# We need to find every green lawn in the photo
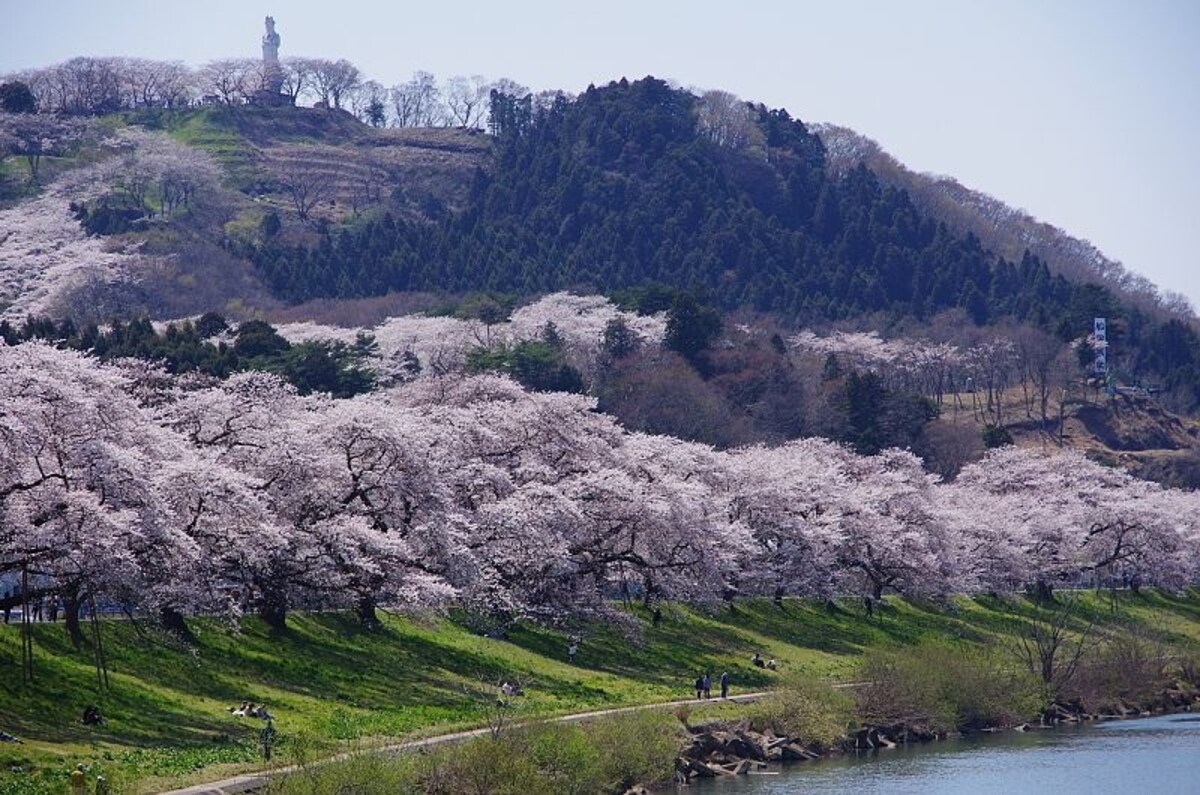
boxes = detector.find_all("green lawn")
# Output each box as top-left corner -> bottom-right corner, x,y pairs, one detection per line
2,591 -> 1198,794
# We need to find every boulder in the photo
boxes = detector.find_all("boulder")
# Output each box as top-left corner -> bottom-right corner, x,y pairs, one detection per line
727,734 -> 766,761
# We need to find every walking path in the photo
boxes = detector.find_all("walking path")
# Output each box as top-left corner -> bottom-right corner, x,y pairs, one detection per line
161,681 -> 873,795
159,691 -> 774,795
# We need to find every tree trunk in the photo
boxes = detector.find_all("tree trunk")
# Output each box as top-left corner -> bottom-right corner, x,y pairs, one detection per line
63,589 -> 84,650
1032,579 -> 1055,603
258,589 -> 288,630
355,594 -> 380,628
160,606 -> 195,642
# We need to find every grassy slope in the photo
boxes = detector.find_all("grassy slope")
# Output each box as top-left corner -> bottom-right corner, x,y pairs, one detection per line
2,591 -> 1199,794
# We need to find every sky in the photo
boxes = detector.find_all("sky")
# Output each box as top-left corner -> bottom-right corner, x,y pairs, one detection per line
3,0 -> 1199,308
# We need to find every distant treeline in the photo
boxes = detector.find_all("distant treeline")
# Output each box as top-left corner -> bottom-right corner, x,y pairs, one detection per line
0,314 -> 374,398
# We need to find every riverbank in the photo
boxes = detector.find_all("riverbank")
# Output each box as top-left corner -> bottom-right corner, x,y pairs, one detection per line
1,590 -> 1198,794
680,712 -> 1200,795
675,692 -> 1200,785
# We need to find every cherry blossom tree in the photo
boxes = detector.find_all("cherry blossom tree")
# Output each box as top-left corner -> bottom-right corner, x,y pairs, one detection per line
0,344 -> 199,645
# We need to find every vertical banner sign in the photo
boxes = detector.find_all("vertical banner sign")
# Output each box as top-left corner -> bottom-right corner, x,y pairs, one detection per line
1093,317 -> 1107,375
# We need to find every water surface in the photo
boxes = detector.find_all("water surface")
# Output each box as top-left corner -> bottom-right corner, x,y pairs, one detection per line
684,713 -> 1200,794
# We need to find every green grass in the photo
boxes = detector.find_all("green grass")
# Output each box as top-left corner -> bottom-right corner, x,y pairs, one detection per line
161,110 -> 270,193
1,590 -> 1198,794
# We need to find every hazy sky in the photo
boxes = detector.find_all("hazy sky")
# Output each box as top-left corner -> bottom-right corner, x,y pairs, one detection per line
4,1 -> 1198,307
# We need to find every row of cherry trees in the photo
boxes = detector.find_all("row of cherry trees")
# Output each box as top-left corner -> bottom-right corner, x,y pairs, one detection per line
2,342 -> 1196,643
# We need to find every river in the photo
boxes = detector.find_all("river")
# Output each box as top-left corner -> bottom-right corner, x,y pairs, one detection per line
682,713 -> 1200,794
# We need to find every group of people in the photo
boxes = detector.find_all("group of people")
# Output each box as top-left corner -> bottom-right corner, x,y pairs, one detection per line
70,763 -> 108,795
229,701 -> 273,719
750,653 -> 778,670
693,671 -> 731,700
1,590 -> 62,624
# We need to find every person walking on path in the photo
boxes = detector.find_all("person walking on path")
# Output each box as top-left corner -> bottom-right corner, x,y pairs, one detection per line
694,674 -> 705,700
720,670 -> 730,699
702,672 -> 712,699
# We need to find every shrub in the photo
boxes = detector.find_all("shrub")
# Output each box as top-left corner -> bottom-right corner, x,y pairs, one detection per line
587,711 -> 684,791
1067,630 -> 1171,712
858,644 -> 1042,733
269,711 -> 683,795
748,678 -> 855,748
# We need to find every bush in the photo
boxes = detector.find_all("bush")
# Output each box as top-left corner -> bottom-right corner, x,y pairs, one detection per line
586,711 -> 684,791
269,710 -> 684,795
982,424 -> 1014,448
267,752 -> 419,795
858,644 -> 1042,733
1067,631 -> 1170,712
747,678 -> 855,749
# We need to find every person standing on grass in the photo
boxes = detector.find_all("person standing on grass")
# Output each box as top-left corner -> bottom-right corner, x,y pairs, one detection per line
720,670 -> 730,699
568,639 -> 578,664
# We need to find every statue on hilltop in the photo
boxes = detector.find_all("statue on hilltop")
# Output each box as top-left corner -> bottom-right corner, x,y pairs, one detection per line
262,16 -> 281,65
255,15 -> 290,105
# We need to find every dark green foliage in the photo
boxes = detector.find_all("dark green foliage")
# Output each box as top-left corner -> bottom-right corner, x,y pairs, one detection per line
610,283 -> 683,315
487,89 -> 533,138
467,339 -> 585,394
233,319 -> 291,358
235,80 -> 1106,342
601,317 -> 640,359
0,81 -> 36,113
195,311 -> 230,339
982,424 -> 1014,449
664,294 -> 722,364
838,370 -> 938,455
260,210 -> 282,239
366,98 -> 387,129
245,77 -> 1072,328
70,200 -> 148,236
0,315 -> 374,398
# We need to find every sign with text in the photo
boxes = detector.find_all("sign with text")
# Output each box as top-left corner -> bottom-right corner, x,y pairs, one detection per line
1094,317 -> 1107,375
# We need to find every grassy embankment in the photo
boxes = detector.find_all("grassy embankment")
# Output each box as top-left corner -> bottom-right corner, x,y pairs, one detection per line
2,590 -> 1199,794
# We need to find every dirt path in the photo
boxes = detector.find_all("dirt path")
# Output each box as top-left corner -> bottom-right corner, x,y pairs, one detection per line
158,691 -> 775,795
160,681 -> 878,794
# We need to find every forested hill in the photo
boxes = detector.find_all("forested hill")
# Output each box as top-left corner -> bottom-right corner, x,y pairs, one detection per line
255,76 -> 1078,328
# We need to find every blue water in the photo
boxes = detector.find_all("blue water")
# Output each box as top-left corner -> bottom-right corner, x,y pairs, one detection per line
683,713 -> 1200,794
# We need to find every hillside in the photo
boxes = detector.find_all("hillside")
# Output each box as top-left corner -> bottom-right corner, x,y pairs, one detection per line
2,593 -> 1198,794
6,77 -> 1200,446
814,124 -> 1192,319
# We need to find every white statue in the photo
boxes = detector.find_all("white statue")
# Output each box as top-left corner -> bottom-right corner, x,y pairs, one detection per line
262,16 -> 281,65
